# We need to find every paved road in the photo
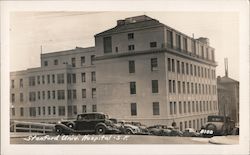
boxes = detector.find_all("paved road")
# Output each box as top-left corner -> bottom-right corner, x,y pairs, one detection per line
10,134 -> 211,144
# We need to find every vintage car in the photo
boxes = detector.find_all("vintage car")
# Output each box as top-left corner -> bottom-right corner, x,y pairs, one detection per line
109,119 -> 141,135
200,115 -> 235,137
147,125 -> 183,136
182,128 -> 201,137
55,112 -> 119,135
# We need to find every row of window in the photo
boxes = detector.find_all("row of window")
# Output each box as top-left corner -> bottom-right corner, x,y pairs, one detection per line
11,88 -> 96,103
130,101 -> 217,116
179,117 -> 207,131
24,72 -> 96,87
168,80 -> 217,95
169,100 -> 218,115
11,105 -> 97,117
43,55 -> 95,67
167,58 -> 216,79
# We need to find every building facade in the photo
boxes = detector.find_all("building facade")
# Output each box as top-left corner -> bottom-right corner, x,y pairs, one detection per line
10,15 -> 218,130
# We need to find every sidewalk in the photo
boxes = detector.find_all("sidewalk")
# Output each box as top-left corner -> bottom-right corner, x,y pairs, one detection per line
10,132 -> 45,138
209,135 -> 239,145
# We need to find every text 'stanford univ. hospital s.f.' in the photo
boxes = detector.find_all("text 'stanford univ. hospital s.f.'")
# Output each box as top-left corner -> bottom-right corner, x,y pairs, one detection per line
10,15 -> 218,131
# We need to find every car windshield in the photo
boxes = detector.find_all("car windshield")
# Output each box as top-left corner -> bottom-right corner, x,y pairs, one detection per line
208,116 -> 224,122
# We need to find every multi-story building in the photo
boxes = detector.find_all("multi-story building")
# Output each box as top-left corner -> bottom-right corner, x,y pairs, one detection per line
10,15 -> 218,130
217,60 -> 239,124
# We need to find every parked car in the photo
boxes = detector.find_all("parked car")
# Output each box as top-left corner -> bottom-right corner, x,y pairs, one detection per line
109,119 -> 141,135
200,115 -> 235,137
147,125 -> 169,136
182,128 -> 200,137
130,122 -> 150,135
55,112 -> 119,135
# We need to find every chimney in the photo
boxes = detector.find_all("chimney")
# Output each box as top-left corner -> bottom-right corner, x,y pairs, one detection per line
224,58 -> 228,77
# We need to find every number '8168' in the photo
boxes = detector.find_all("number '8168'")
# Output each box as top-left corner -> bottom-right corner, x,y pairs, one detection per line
200,129 -> 214,135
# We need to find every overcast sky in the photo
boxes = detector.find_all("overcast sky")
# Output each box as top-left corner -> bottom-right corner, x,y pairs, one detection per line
10,11 -> 239,80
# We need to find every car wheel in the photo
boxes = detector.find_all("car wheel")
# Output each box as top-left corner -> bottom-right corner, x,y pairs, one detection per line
95,125 -> 106,135
125,129 -> 133,135
55,127 -> 63,135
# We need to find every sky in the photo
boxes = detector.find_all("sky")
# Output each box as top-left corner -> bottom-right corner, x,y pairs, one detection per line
10,11 -> 239,80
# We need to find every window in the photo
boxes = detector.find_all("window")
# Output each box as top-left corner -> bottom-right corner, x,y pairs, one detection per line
182,82 -> 186,94
179,102 -> 182,114
189,121 -> 192,128
72,89 -> 77,99
173,80 -> 176,93
68,105 -> 73,116
115,47 -> 118,52
92,105 -> 97,112
91,72 -> 96,82
201,46 -> 204,58
12,108 -> 15,116
52,74 -> 55,83
180,122 -> 183,131
36,76 -> 39,85
20,93 -> 23,102
188,102 -> 191,113
67,74 -> 72,84
187,82 -> 190,94
190,64 -> 193,76
178,81 -> 181,93
196,101 -> 199,112
176,34 -> 181,51
186,63 -> 189,75
82,89 -> 86,98
81,56 -> 85,66
153,102 -> 160,115
47,91 -> 51,99
195,83 -> 198,94
151,58 -> 158,71
130,82 -> 136,94
183,102 -> 186,113
43,106 -> 46,115
54,59 -> 58,65
92,88 -> 96,98
191,83 -> 194,94
206,48 -> 209,59
173,102 -> 177,114
29,92 -> 36,102
57,90 -> 65,100
152,80 -> 159,93
129,60 -> 135,73
52,91 -> 55,99
200,101 -> 202,112
193,120 -> 196,129
10,95 -> 16,105
53,106 -> 56,115
20,79 -> 23,88
91,55 -> 95,65
71,58 -> 76,67
192,101 -> 195,112
67,90 -> 72,100
128,45 -> 135,51
171,59 -> 175,72
183,38 -> 187,52
128,33 -> 134,40
211,50 -> 215,61
81,73 -> 86,82
198,66 -> 200,77
131,103 -> 137,116
194,65 -> 197,76
150,42 -> 157,48
48,107 -> 51,115
103,36 -> 112,53
20,107 -> 24,116
82,105 -> 87,113
38,91 -> 41,100
167,30 -> 173,48
29,107 -> 36,117
177,61 -> 180,73
170,102 -> 173,115
167,58 -> 171,71
44,61 -> 48,66
29,76 -> 36,86
57,74 -> 64,84
42,75 -> 45,84
184,121 -> 187,128
42,91 -> 45,100
58,106 -> 65,116
11,80 -> 14,88
168,80 -> 172,93
47,75 -> 50,84
72,74 -> 76,83
181,62 -> 185,74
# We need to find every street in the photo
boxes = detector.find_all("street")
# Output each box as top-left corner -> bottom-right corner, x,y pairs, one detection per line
10,134 -> 213,144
